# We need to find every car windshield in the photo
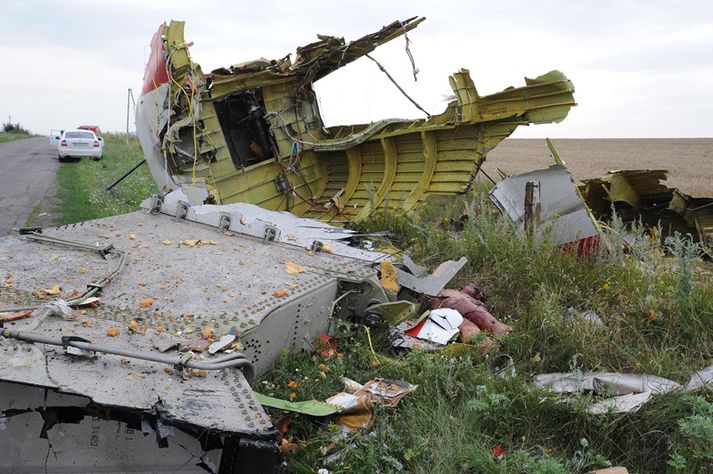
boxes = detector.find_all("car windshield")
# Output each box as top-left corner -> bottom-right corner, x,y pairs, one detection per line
65,131 -> 94,139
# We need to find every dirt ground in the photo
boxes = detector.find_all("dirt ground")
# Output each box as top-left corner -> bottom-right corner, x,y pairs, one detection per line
481,138 -> 713,196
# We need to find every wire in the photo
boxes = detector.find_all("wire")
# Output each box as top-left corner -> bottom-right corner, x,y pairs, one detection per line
365,54 -> 430,118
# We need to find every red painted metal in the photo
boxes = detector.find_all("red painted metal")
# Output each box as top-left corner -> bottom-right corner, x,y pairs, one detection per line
141,24 -> 168,95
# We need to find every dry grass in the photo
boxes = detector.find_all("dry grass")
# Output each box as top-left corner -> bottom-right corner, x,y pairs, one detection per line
481,138 -> 713,196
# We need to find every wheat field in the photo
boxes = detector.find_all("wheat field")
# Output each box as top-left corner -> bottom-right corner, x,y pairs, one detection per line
481,138 -> 713,196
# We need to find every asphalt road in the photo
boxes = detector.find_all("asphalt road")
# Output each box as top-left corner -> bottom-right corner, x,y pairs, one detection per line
0,137 -> 59,235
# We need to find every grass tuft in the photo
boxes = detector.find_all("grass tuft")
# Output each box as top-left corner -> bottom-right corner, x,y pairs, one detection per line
56,133 -> 157,223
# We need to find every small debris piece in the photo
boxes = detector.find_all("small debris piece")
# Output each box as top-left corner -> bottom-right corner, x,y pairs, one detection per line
129,320 -> 143,334
162,239 -> 172,245
155,325 -> 165,334
202,327 -> 214,340
152,334 -> 179,352
76,296 -> 100,308
0,310 -> 32,322
64,289 -> 79,298
289,392 -> 297,400
129,234 -> 137,240
273,289 -> 290,298
3,275 -> 13,288
491,444 -> 505,457
36,284 -> 62,298
139,297 -> 155,308
285,261 -> 308,275
380,260 -> 400,293
208,334 -> 236,354
316,333 -> 337,358
80,320 -> 94,328
565,307 -> 605,327
404,309 -> 462,345
342,377 -> 363,393
430,286 -> 512,334
163,367 -> 174,375
586,468 -> 629,474
183,239 -> 199,247
354,378 -> 418,407
106,327 -> 120,337
287,380 -> 299,389
178,339 -> 211,352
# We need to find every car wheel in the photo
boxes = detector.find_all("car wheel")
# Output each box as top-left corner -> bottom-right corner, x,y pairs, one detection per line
58,154 -> 65,162
93,156 -> 102,161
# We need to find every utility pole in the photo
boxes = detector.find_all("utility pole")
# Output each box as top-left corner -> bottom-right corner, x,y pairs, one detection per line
125,88 -> 135,134
126,88 -> 131,134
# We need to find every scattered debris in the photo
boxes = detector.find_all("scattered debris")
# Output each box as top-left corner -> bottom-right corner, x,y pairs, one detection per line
272,289 -> 290,298
285,261 -> 308,275
380,260 -> 401,293
106,327 -> 120,337
404,309 -> 463,345
394,257 -> 468,296
136,18 -> 575,222
316,334 -> 337,358
0,310 -> 32,322
429,286 -> 513,335
139,297 -> 155,308
178,339 -> 211,352
208,333 -> 236,354
489,164 -> 599,253
35,283 -> 62,298
258,378 -> 417,434
565,307 -> 605,327
534,367 -> 713,414
580,169 -> 713,255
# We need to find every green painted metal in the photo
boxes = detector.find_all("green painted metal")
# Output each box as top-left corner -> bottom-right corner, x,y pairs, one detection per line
147,18 -> 576,222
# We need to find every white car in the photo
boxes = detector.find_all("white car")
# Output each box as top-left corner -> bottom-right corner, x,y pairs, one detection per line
57,129 -> 103,162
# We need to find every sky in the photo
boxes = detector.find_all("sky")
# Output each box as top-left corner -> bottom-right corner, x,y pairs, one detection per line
1,0 -> 711,138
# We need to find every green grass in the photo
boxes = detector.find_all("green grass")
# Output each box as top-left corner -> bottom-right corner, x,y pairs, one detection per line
0,131 -> 33,143
53,146 -> 713,472
264,191 -> 713,473
56,133 -> 157,223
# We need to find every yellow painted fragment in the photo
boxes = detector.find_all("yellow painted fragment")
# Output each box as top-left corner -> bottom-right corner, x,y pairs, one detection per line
380,260 -> 400,293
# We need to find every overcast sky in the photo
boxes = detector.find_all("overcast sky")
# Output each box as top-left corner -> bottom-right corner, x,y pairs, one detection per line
1,0 -> 711,138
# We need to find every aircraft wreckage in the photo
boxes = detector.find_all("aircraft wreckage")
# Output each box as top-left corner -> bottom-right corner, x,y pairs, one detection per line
0,18 -> 575,473
136,16 -> 575,222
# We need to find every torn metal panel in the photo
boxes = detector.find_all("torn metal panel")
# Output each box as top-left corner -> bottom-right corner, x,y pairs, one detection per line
136,18 -> 575,221
489,164 -> 599,247
580,170 -> 713,254
394,256 -> 468,296
533,372 -> 681,396
1,381 -> 229,473
142,189 -> 391,262
687,364 -> 713,392
534,371 -> 682,414
0,209 -> 390,470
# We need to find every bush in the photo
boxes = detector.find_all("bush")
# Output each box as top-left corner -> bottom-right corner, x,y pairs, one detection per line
2,121 -> 31,135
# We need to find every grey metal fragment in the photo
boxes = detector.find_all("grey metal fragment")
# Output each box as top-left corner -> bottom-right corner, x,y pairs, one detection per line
686,364 -> 713,392
489,165 -> 598,246
209,334 -> 236,354
395,257 -> 467,296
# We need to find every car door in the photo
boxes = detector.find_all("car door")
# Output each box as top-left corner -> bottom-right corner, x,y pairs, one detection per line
49,130 -> 62,147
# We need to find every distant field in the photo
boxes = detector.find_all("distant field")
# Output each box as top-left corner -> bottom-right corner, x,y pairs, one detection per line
482,138 -> 713,196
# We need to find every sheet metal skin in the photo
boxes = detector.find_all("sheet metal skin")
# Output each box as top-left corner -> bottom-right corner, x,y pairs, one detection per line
0,211 -> 380,472
534,368 -> 713,414
136,18 -> 575,222
143,189 -> 391,263
489,165 -> 599,248
580,170 -> 713,255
